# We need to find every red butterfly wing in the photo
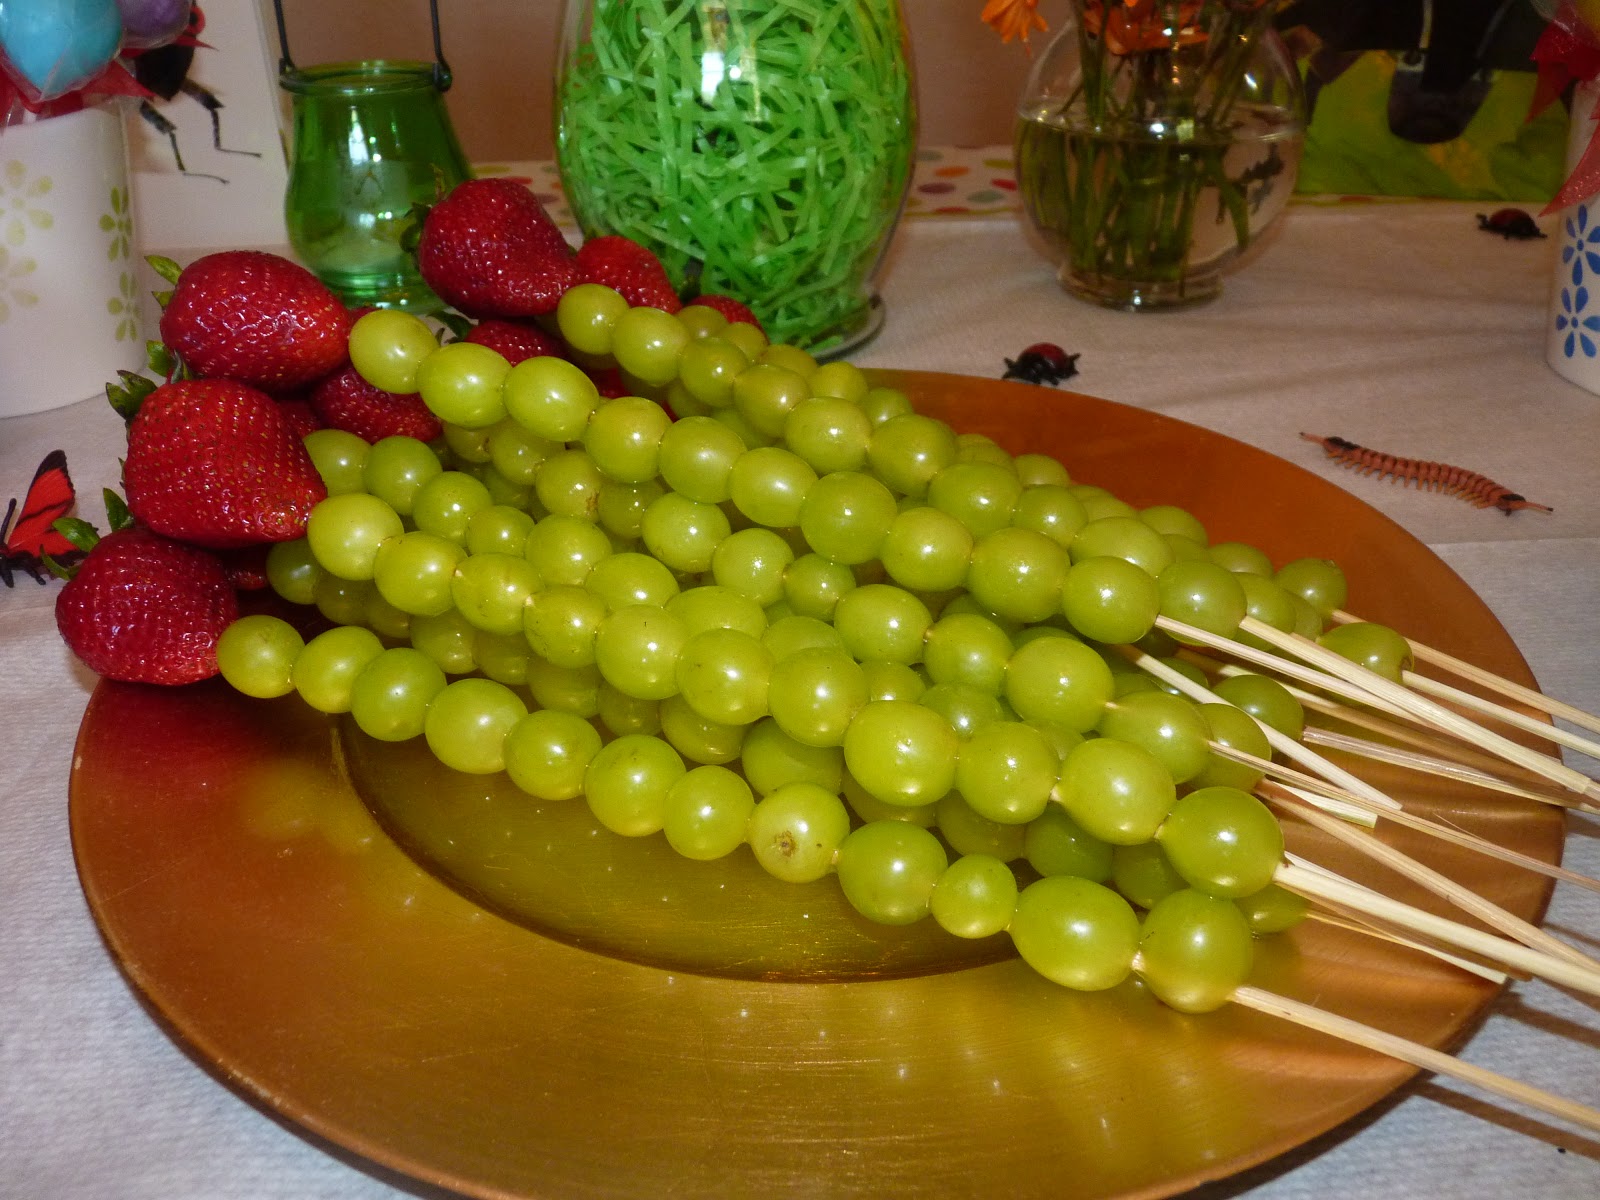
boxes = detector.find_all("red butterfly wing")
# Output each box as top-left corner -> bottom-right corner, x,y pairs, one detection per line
4,450 -> 77,558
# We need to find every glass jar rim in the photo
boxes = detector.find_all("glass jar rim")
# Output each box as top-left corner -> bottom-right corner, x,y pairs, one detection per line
280,60 -> 440,96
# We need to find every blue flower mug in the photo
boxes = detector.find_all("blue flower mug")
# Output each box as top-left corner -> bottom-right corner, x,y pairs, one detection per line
1549,81 -> 1600,392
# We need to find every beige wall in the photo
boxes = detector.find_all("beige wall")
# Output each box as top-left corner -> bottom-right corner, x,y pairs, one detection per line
269,0 -> 1033,160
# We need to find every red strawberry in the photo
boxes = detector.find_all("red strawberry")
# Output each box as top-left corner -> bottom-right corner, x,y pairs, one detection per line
464,317 -> 566,365
416,179 -> 581,318
159,251 -> 353,392
219,545 -> 272,592
275,393 -> 325,440
56,527 -> 239,685
124,379 -> 328,549
575,235 -> 681,313
310,366 -> 443,444
585,365 -> 630,400
686,294 -> 764,333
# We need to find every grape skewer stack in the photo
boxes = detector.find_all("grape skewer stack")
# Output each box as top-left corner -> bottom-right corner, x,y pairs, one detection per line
211,288 -> 1600,1131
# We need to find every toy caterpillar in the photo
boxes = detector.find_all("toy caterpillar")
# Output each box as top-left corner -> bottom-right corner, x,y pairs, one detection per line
1300,434 -> 1552,515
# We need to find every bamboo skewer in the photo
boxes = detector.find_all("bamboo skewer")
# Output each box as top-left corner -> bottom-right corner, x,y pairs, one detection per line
1302,909 -> 1510,985
1231,986 -> 1600,1136
1273,861 -> 1600,997
1334,608 -> 1600,739
1403,670 -> 1600,764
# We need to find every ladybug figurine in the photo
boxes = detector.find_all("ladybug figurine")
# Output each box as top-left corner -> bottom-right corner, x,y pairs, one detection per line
1002,342 -> 1081,387
1476,208 -> 1546,240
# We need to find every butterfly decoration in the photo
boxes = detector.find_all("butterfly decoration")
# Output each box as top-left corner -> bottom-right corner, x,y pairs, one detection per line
1,450 -> 82,587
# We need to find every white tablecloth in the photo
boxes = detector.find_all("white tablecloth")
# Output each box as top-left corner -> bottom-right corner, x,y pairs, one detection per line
3,195 -> 1599,1198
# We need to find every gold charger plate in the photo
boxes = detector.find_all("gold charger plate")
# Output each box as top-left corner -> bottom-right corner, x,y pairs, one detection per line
70,372 -> 1564,1199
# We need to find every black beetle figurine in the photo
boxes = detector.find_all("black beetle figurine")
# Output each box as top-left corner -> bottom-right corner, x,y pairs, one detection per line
1476,208 -> 1546,240
1002,343 -> 1081,387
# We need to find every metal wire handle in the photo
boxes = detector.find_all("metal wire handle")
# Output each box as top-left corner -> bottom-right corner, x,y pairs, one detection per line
271,0 -> 453,91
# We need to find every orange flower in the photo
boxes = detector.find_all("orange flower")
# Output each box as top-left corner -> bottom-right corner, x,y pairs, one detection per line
981,0 -> 1050,44
1083,0 -> 1210,55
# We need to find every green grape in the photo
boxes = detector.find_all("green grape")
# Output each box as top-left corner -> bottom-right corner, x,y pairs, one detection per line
835,821 -> 949,925
1010,877 -> 1140,991
1136,888 -> 1256,1013
1287,592 -> 1324,639
842,771 -> 937,826
762,614 -> 845,660
727,446 -> 817,529
931,854 -> 1019,939
714,406 -> 774,449
1073,487 -> 1137,522
1156,560 -> 1248,639
675,628 -> 773,725
1318,621 -> 1413,682
783,395 -> 872,474
922,611 -> 1012,694
679,336 -> 750,409
464,504 -> 536,559
1235,883 -> 1309,934
348,647 -> 448,742
349,309 -> 437,393
582,395 -> 671,484
807,359 -> 869,403
1010,453 -> 1068,488
1238,573 -> 1298,640
1190,702 -> 1272,791
663,766 -> 756,860
640,493 -> 731,574
593,604 -> 690,700
1275,556 -> 1348,619
832,584 -> 931,666
657,415 -> 745,504
442,423 -> 493,464
372,531 -> 466,617
746,782 -> 851,883
919,682 -> 1005,739
411,471 -> 493,545
611,306 -> 690,387
798,471 -> 897,566
595,478 -> 665,541
665,585 -> 766,639
266,539 -> 319,606
526,657 -> 602,717
733,363 -> 810,439
503,355 -> 601,442
1060,556 -> 1161,645
596,682 -> 662,736
583,733 -> 686,836
486,418 -> 556,487
878,505 -> 974,594
585,551 -> 680,613
524,514 -> 612,588
741,717 -> 843,795
312,573 -> 371,627
503,708 -> 603,800
766,647 -> 868,747
524,584 -> 606,667
451,553 -> 542,635
967,527 -> 1069,623
1024,806 -> 1114,881
409,610 -> 479,675
842,699 -> 958,807
1057,736 -> 1177,845
1165,534 -> 1211,563
860,660 -> 927,703
927,461 -> 1023,537
954,433 -> 1014,470
417,342 -> 511,429
1208,541 -> 1273,576
676,304 -> 727,341
217,615 -> 304,699
782,552 -> 857,621
1148,655 -> 1209,697
1011,484 -> 1089,548
721,320 -> 769,362
533,448 -> 607,520
954,720 -> 1058,824
1096,691 -> 1212,784
857,385 -> 913,426
659,693 -> 747,764
1157,786 -> 1284,898
1110,841 -> 1186,911
1113,674 -> 1158,699
1003,635 -> 1114,733
1069,516 -> 1175,577
1212,673 -> 1304,740
303,428 -> 372,496
755,342 -> 817,379
475,630 -> 532,685
1139,505 -> 1207,544
936,791 -> 1027,861
555,282 -> 629,356
866,413 -> 958,497
710,527 -> 793,607
422,677 -> 527,774
475,462 -> 534,510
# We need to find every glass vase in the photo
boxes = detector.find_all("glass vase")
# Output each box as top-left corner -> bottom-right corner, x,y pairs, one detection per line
555,0 -> 916,354
1014,1 -> 1305,310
